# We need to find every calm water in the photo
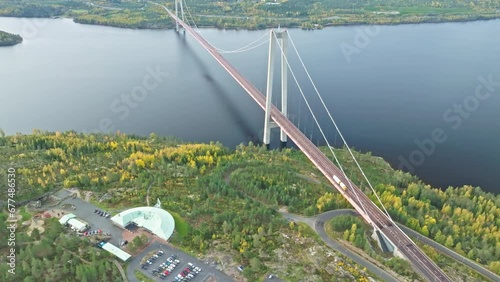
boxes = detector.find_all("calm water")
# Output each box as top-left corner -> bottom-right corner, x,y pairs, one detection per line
1,17 -> 499,194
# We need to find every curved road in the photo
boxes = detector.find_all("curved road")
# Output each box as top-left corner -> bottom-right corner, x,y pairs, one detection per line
281,210 -> 400,282
153,3 -> 451,281
282,209 -> 500,282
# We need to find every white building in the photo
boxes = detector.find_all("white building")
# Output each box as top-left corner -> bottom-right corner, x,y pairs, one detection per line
101,242 -> 131,262
111,206 -> 175,241
59,213 -> 89,232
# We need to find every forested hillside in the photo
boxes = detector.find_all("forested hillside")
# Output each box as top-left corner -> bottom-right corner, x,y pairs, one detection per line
0,214 -> 124,282
0,131 -> 498,280
0,0 -> 498,29
0,30 -> 22,46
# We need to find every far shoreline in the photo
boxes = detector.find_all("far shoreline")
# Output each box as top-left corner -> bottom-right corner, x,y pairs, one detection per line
1,14 -> 499,32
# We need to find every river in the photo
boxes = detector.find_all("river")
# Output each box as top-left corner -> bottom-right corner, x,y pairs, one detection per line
1,17 -> 499,194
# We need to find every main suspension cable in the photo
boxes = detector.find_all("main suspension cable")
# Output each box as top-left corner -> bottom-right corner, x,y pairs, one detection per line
287,32 -> 393,221
272,31 -> 370,218
182,0 -> 268,54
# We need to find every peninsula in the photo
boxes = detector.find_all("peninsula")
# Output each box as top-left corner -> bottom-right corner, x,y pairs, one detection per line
0,30 -> 22,46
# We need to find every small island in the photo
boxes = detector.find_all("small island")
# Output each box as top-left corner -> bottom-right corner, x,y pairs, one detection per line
0,30 -> 23,46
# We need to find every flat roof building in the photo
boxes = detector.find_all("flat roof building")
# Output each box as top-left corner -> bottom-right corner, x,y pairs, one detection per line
111,206 -> 175,241
67,218 -> 89,232
59,213 -> 76,225
59,213 -> 89,232
101,242 -> 131,261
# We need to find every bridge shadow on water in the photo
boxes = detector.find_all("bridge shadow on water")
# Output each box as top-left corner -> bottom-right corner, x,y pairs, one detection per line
176,32 -> 261,146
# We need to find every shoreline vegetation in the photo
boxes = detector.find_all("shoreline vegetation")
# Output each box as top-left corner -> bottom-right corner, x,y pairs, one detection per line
0,130 -> 498,281
0,30 -> 22,46
0,0 -> 498,30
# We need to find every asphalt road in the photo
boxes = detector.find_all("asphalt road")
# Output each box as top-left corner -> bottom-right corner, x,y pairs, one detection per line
126,241 -> 235,282
282,209 -> 500,282
397,224 -> 500,282
155,4 -> 450,281
61,197 -> 125,246
281,210 -> 400,282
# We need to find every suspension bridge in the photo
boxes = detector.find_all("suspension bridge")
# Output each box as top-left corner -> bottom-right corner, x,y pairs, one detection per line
152,1 -> 453,281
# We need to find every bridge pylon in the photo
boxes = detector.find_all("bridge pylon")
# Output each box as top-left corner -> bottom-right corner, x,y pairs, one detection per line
263,29 -> 288,149
174,0 -> 186,33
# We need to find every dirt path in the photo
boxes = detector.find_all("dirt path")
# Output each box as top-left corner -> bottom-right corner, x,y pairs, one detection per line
112,259 -> 129,282
281,210 -> 401,282
146,182 -> 153,206
26,218 -> 45,236
66,249 -> 91,264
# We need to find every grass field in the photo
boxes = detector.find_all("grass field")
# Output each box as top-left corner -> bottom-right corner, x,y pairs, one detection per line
170,211 -> 190,240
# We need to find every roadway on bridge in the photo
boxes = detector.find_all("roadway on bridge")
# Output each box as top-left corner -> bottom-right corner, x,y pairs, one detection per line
155,3 -> 452,281
282,209 -> 499,282
281,210 -> 400,282
397,224 -> 500,282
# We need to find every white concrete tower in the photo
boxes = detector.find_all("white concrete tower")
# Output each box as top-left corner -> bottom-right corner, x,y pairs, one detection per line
174,0 -> 186,33
263,29 -> 288,149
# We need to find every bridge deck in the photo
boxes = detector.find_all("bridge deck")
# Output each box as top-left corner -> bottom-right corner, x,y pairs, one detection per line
158,4 -> 452,281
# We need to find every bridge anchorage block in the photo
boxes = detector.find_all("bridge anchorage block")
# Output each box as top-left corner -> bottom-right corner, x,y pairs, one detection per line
372,228 -> 406,260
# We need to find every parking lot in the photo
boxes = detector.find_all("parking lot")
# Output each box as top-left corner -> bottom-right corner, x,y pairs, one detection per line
59,196 -> 125,246
131,241 -> 234,282
55,190 -> 236,282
